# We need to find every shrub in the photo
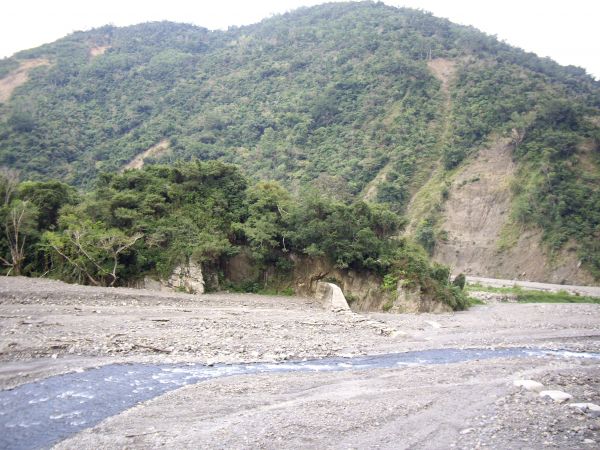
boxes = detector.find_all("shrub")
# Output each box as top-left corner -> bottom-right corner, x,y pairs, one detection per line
452,273 -> 466,290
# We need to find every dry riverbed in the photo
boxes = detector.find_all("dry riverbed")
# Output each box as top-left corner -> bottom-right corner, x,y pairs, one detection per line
1,276 -> 599,448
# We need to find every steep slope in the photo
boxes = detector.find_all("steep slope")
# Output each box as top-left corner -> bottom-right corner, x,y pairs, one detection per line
430,137 -> 594,284
0,59 -> 50,103
0,1 -> 599,281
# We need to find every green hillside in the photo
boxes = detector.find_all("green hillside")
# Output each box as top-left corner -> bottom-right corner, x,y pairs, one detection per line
1,1 -> 599,277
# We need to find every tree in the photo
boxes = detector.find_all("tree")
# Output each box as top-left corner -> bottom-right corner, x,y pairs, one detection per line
43,213 -> 142,286
0,200 -> 38,275
0,168 -> 20,206
452,273 -> 466,290
288,194 -> 402,271
0,168 -> 40,275
236,181 -> 292,262
18,180 -> 77,230
415,218 -> 436,255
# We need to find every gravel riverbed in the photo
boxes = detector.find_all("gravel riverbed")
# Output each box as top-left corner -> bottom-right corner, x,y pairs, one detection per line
1,276 -> 599,449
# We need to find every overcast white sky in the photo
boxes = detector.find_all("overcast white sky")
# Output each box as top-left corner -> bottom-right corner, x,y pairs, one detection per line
2,0 -> 599,79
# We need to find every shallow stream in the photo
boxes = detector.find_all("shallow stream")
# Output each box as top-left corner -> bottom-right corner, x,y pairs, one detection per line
1,347 -> 599,449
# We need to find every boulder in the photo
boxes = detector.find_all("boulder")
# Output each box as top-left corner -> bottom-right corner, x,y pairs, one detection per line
167,261 -> 205,294
568,403 -> 600,413
539,390 -> 572,403
513,379 -> 544,392
315,282 -> 350,312
127,262 -> 206,294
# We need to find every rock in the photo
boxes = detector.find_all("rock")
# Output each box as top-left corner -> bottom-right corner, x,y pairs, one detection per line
513,379 -> 544,392
393,284 -> 452,313
568,403 -> 600,413
167,261 -> 205,294
459,428 -> 475,435
425,320 -> 442,329
315,282 -> 350,311
583,439 -> 596,444
539,390 -> 572,403
142,277 -> 163,291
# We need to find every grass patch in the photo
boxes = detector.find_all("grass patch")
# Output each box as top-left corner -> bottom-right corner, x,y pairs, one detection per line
382,299 -> 394,311
467,297 -> 485,306
496,219 -> 521,251
406,168 -> 453,230
345,292 -> 358,305
223,280 -> 295,296
515,291 -> 600,304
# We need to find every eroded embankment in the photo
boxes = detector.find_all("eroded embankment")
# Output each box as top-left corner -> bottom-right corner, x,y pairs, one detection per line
430,137 -> 594,285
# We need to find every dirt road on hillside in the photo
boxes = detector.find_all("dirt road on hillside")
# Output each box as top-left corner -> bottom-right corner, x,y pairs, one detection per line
1,277 -> 599,448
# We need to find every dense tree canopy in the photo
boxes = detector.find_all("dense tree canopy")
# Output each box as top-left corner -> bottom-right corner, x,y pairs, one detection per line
0,1 -> 598,276
0,162 -> 467,308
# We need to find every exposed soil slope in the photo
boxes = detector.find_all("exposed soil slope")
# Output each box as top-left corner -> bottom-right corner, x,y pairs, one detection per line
122,139 -> 170,170
0,59 -> 50,103
427,58 -> 455,101
432,138 -> 594,284
89,45 -> 110,57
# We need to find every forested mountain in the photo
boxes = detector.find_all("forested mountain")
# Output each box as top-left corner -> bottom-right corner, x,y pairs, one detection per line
1,1 -> 599,281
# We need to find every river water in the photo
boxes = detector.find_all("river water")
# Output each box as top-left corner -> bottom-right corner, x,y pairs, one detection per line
1,347 -> 599,449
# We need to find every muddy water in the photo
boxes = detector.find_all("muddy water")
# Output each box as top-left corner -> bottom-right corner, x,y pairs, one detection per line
1,348 -> 599,449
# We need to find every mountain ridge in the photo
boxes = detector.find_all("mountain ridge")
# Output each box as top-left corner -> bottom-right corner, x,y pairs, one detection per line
1,1 -> 599,282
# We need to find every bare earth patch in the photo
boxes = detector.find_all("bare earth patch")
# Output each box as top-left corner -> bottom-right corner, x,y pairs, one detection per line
123,139 -> 170,170
89,45 -> 110,57
433,137 -> 594,284
0,59 -> 51,103
578,138 -> 599,175
427,58 -> 455,93
433,137 -> 515,273
362,162 -> 391,201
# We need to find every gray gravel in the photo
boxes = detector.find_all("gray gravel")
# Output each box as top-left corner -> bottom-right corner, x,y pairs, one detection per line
1,276 -> 599,449
466,276 -> 600,297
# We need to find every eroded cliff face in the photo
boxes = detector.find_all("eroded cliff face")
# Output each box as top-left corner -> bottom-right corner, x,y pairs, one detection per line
131,261 -> 206,294
291,255 -> 384,312
408,137 -> 594,285
129,252 -> 453,313
290,255 -> 451,313
167,262 -> 205,294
